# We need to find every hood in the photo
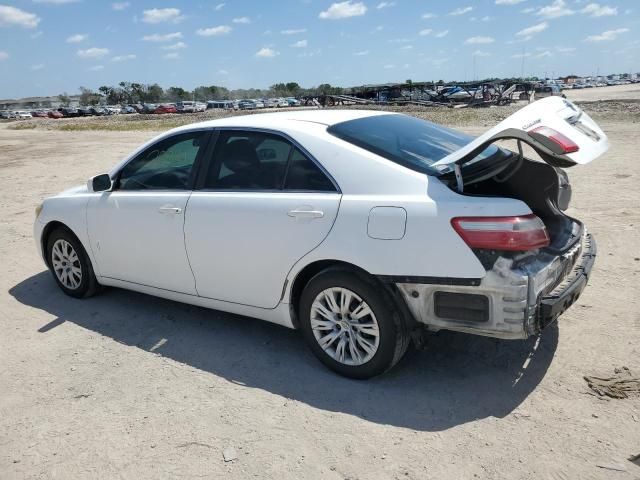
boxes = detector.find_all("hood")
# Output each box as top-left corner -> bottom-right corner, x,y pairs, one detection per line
59,184 -> 89,196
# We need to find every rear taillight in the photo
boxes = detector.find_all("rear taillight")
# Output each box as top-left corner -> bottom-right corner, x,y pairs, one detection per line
528,126 -> 579,154
451,214 -> 550,251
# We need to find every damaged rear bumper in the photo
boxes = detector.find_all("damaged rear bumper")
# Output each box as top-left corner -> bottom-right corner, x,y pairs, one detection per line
392,231 -> 596,340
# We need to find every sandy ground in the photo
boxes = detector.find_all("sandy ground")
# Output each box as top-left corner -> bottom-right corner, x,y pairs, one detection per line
1,90 -> 639,480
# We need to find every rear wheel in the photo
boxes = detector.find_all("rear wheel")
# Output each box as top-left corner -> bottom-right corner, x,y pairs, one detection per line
46,227 -> 99,298
299,269 -> 409,379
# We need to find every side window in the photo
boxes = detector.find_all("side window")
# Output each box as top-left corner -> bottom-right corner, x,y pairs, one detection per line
203,130 -> 337,192
204,131 -> 291,190
118,131 -> 207,190
284,148 -> 336,192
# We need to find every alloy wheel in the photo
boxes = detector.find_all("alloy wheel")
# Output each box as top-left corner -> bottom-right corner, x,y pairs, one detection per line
310,287 -> 380,366
51,239 -> 82,290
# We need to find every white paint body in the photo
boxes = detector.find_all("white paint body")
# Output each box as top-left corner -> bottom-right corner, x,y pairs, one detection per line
34,98 -> 608,331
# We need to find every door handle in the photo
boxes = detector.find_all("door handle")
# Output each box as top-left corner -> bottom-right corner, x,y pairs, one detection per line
288,208 -> 324,219
158,206 -> 182,214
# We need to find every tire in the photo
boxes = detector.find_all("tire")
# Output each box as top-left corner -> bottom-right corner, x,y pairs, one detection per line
299,268 -> 410,379
46,227 -> 99,299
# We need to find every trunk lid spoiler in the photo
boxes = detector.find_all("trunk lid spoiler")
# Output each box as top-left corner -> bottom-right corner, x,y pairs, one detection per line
432,97 -> 609,169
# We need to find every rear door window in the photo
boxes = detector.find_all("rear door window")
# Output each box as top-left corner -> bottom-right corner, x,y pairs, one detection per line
284,148 -> 336,191
203,131 -> 291,190
202,130 -> 337,192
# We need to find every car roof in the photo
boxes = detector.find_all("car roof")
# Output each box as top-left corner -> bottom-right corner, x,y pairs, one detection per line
172,109 -> 395,134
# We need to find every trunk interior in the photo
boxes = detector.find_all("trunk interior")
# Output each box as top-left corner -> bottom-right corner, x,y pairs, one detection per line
451,157 -> 583,253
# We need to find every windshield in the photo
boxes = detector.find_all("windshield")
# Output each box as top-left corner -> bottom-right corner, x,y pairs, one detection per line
327,113 -> 504,175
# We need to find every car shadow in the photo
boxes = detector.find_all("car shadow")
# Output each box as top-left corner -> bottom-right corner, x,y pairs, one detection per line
9,271 -> 558,432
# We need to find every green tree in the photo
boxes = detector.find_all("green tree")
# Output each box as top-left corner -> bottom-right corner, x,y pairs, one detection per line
146,84 -> 164,103
285,82 -> 301,95
166,86 -> 189,102
79,86 -> 100,105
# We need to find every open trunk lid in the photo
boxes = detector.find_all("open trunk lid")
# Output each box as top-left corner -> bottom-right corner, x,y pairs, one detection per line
432,97 -> 609,169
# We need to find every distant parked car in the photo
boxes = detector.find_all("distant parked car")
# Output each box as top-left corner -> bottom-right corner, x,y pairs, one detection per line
77,107 -> 94,116
176,101 -> 196,113
104,106 -> 121,115
89,107 -> 107,116
31,110 -> 48,118
48,110 -> 63,119
0,110 -> 16,119
58,107 -> 79,117
535,85 -> 565,99
238,100 -> 256,110
15,111 -> 32,119
120,105 -> 136,114
141,104 -> 157,113
153,104 -> 177,114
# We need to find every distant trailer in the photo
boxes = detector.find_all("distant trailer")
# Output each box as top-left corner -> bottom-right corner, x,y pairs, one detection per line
207,100 -> 235,109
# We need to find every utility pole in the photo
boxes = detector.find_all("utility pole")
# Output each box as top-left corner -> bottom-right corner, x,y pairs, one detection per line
473,54 -> 476,82
520,45 -> 526,79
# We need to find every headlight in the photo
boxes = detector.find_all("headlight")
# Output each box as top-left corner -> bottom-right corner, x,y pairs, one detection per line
35,203 -> 43,218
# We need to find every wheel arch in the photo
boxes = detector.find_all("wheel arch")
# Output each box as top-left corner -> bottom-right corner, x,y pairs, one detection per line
287,259 -> 417,331
41,221 -> 85,268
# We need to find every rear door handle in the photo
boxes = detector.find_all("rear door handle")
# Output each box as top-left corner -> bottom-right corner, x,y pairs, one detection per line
159,206 -> 182,214
288,208 -> 324,219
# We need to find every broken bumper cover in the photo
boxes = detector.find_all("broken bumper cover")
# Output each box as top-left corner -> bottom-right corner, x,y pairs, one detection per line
394,231 -> 596,340
537,233 -> 596,329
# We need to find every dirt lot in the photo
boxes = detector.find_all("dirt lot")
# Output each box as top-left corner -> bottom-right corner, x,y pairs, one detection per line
1,86 -> 639,479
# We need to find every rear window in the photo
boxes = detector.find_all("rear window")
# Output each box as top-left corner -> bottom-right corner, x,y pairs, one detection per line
327,114 -> 501,174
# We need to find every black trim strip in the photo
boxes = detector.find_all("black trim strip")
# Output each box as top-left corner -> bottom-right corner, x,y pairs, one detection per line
377,275 -> 482,286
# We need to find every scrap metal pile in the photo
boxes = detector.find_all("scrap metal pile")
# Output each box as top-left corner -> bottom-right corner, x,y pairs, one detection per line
311,81 -> 536,108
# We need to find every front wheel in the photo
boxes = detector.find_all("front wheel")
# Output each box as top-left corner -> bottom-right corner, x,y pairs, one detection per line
46,227 -> 99,298
299,269 -> 409,379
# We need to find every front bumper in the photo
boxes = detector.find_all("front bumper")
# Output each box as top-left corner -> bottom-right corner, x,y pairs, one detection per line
395,231 -> 596,339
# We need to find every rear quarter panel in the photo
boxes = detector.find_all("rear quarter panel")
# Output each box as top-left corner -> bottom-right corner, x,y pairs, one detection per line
280,127 -> 533,303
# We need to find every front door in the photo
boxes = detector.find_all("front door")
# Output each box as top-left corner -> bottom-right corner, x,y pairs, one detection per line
185,130 -> 341,308
87,130 -> 210,294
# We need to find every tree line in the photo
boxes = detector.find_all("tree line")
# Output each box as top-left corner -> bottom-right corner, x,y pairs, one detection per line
58,81 -> 346,106
56,76 -> 549,106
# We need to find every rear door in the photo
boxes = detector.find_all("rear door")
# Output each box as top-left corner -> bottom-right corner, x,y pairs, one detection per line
431,97 -> 609,169
184,129 -> 341,308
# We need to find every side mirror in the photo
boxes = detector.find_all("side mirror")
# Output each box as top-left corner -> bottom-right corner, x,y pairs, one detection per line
87,173 -> 112,193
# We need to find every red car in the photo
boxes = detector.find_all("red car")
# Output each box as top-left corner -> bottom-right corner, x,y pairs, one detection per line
47,110 -> 63,119
153,104 -> 177,114
31,111 -> 48,118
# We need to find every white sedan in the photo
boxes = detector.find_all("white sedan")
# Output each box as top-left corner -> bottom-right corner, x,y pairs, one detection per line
34,97 -> 607,378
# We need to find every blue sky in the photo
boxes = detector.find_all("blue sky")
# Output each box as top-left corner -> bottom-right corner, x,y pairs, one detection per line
0,0 -> 638,98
